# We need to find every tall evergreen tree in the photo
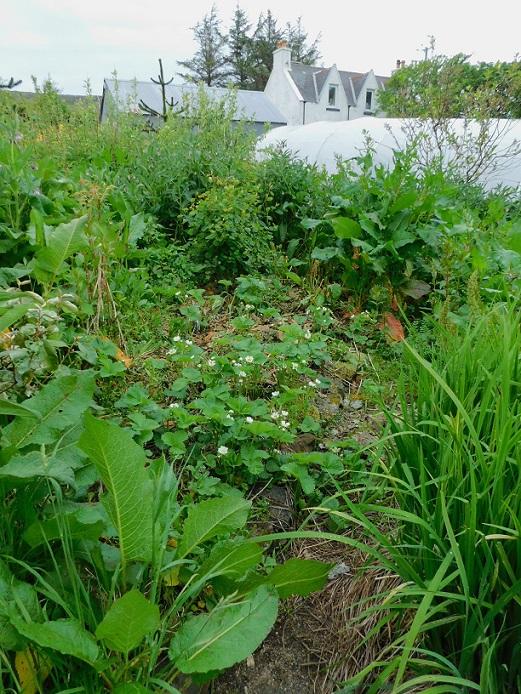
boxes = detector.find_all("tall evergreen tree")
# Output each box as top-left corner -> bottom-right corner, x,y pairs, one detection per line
177,5 -> 229,86
249,10 -> 284,90
228,5 -> 253,89
177,6 -> 322,91
286,17 -> 321,64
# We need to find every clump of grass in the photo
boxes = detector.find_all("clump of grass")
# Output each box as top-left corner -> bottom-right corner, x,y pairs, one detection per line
334,305 -> 521,693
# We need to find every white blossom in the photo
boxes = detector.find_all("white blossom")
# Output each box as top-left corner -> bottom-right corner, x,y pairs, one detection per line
217,445 -> 229,455
245,416 -> 254,424
245,355 -> 254,363
173,336 -> 181,342
207,358 -> 216,367
271,391 -> 280,398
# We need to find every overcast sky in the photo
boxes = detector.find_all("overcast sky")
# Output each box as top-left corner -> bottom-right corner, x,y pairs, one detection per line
2,0 -> 520,94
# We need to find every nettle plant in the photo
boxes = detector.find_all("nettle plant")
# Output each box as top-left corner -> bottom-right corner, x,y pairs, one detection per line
0,371 -> 331,691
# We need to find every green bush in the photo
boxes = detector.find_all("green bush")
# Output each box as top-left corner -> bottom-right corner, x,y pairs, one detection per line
184,176 -> 273,281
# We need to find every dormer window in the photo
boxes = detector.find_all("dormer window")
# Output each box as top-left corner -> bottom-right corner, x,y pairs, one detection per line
328,85 -> 337,106
365,89 -> 374,111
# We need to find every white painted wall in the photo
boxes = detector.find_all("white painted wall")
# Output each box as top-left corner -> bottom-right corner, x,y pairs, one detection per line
265,50 -> 386,125
264,47 -> 304,126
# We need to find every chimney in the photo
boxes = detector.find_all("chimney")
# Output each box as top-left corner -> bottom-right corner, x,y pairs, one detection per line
396,59 -> 401,69
273,40 -> 291,71
400,60 -> 406,68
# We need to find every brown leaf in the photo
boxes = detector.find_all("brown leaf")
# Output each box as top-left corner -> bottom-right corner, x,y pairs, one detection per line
380,312 -> 405,342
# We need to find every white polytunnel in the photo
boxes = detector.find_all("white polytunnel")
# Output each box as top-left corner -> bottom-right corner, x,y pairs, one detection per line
256,117 -> 521,190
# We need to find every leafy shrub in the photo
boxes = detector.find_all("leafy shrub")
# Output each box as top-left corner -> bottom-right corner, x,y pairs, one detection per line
184,176 -> 273,281
256,146 -> 331,249
0,374 -> 331,690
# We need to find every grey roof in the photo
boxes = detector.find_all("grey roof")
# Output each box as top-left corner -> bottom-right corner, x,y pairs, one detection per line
289,63 -> 321,102
289,62 -> 389,107
102,79 -> 287,125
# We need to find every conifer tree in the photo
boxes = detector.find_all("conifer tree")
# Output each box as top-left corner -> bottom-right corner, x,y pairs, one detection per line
177,5 -> 229,86
228,5 -> 253,88
286,18 -> 321,64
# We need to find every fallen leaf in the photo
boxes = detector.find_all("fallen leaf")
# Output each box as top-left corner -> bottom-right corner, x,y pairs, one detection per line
379,313 -> 405,342
114,348 -> 133,368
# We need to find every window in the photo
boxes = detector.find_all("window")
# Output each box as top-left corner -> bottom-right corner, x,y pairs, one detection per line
365,89 -> 373,111
328,85 -> 337,106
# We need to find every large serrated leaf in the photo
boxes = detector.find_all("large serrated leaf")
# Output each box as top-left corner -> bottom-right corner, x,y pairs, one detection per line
33,216 -> 88,282
177,496 -> 251,559
96,590 -> 159,654
79,415 -> 153,565
2,371 -> 95,449
169,586 -> 278,673
10,618 -> 99,664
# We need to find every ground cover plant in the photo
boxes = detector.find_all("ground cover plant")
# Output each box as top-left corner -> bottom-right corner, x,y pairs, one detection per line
0,84 -> 520,692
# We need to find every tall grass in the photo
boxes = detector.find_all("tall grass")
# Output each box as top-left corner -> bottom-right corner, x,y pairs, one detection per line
334,306 -> 521,693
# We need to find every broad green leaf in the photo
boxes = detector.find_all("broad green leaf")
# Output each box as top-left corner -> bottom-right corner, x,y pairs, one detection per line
0,303 -> 32,333
401,279 -> 431,300
79,414 -> 153,564
114,685 -> 156,694
311,246 -> 340,262
11,618 -> 98,664
96,590 -> 159,654
2,372 -> 95,449
245,559 -> 332,598
198,540 -> 263,581
33,216 -> 88,282
177,496 -> 251,558
0,400 -> 39,419
281,461 -> 315,494
23,505 -> 106,548
0,562 -> 41,651
127,212 -> 147,246
0,449 -> 80,486
331,217 -> 362,239
161,430 -> 188,455
169,586 -> 278,673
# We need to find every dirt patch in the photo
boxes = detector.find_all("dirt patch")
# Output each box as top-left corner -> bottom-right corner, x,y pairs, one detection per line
214,616 -> 316,694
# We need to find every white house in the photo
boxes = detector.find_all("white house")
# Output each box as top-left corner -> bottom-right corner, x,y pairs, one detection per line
264,41 -> 389,126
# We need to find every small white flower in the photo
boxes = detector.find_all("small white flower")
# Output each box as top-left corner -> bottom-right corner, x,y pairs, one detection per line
315,378 -> 321,385
207,358 -> 216,367
308,381 -> 317,388
245,416 -> 253,424
228,409 -> 234,414
239,371 -> 247,378
167,348 -> 177,355
291,362 -> 298,370
173,336 -> 181,342
217,445 -> 229,455
244,304 -> 254,310
319,443 -> 326,449
281,410 -> 288,417
280,420 -> 290,429
271,391 -> 280,398
169,403 -> 180,409
304,330 -> 312,339
331,447 -> 341,454
271,411 -> 280,420
185,340 -> 193,346
226,414 -> 234,421
245,355 -> 254,363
